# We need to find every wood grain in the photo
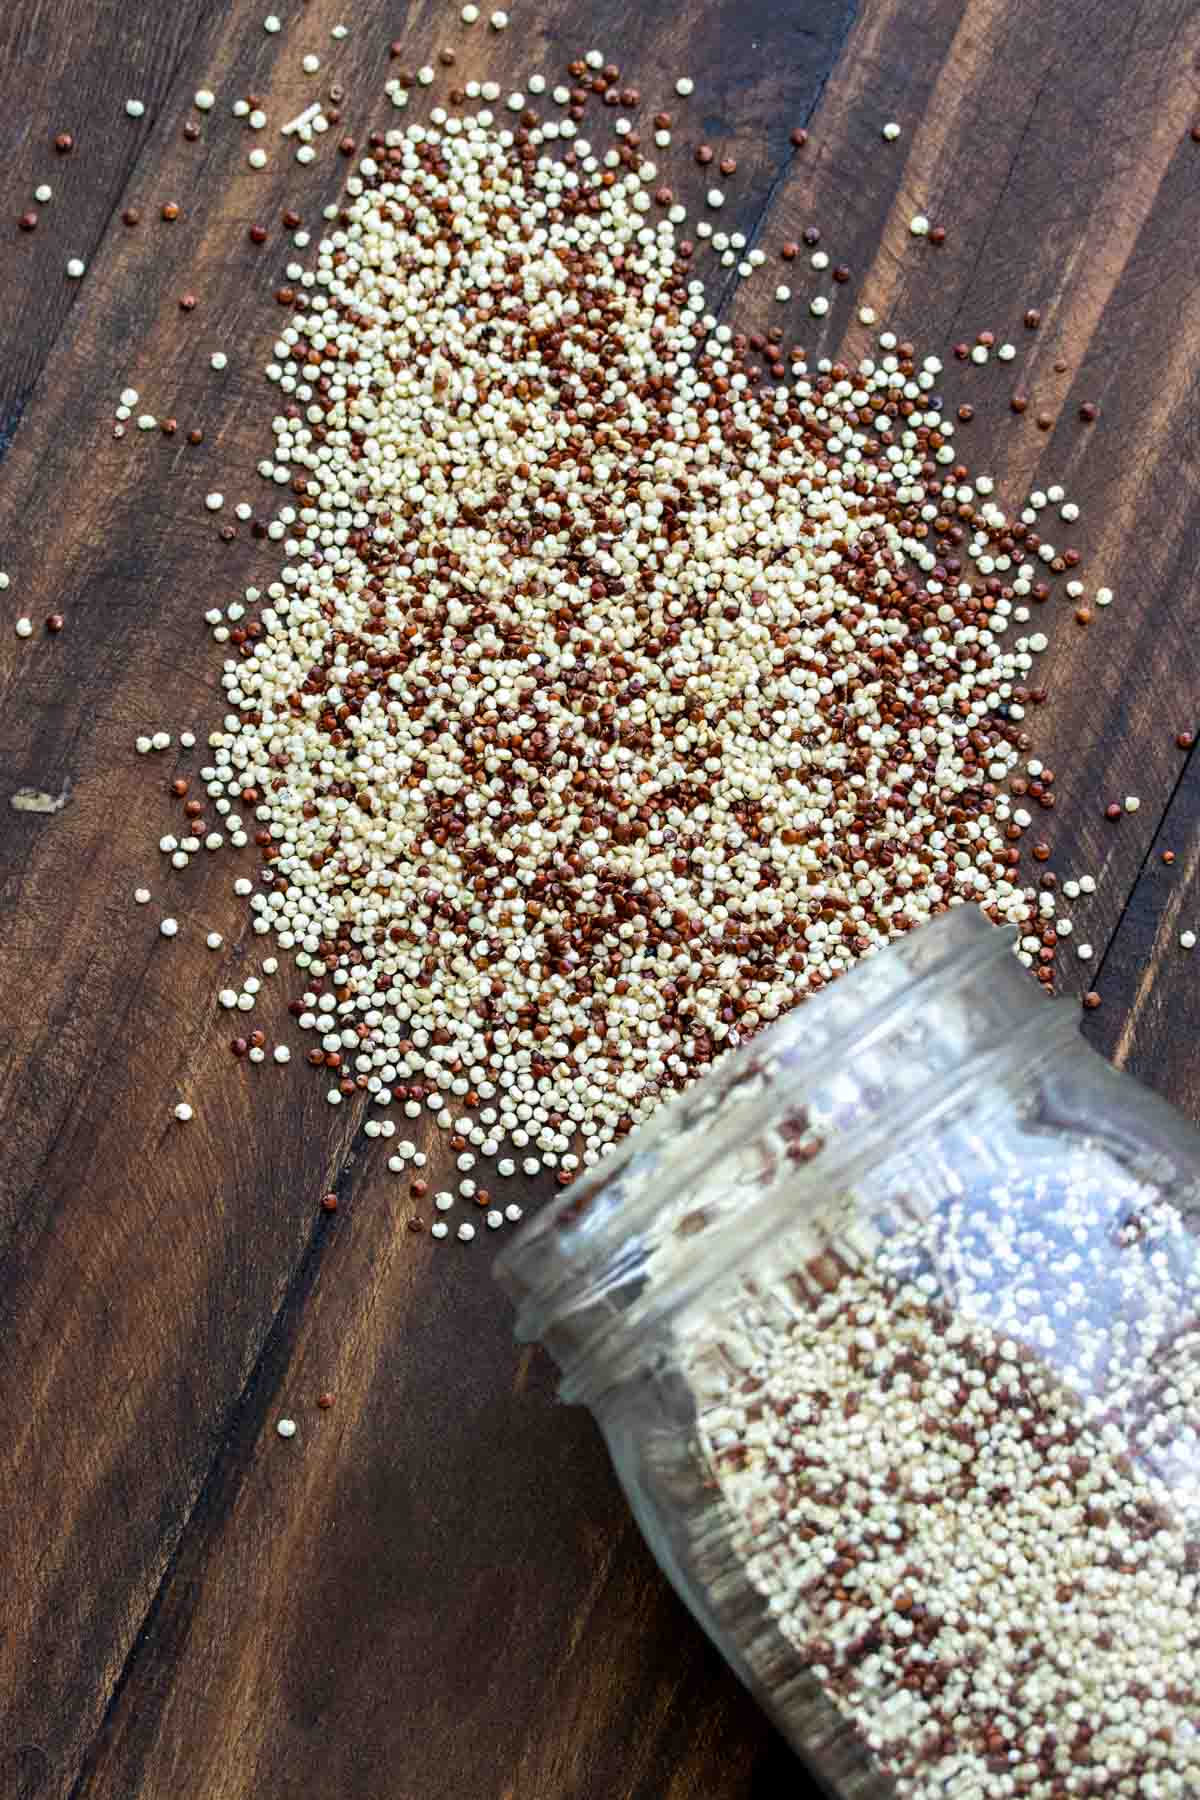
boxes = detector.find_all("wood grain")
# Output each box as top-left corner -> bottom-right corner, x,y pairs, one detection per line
3,0 -> 1200,1795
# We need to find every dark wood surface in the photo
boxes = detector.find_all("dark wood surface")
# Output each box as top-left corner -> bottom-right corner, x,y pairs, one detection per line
2,1 -> 1199,1795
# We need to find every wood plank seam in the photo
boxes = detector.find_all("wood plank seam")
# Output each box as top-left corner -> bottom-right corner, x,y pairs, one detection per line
712,0 -> 860,318
1092,741 -> 1198,997
67,1181 -> 344,1800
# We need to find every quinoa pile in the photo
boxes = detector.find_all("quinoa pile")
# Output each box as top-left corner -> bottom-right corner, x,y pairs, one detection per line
197,106 -> 1064,1180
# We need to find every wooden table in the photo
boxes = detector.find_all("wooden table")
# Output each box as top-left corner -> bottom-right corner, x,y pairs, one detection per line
3,0 -> 1199,1794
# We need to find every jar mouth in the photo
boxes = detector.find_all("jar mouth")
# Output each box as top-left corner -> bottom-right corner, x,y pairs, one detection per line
495,908 -> 1075,1395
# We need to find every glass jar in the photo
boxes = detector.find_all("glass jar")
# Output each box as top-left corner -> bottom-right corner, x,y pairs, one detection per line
495,906 -> 1200,1799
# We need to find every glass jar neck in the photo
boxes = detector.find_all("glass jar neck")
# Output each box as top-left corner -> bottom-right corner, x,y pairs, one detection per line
495,907 -> 1082,1404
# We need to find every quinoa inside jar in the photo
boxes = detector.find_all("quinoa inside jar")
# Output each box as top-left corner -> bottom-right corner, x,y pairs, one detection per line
498,906 -> 1200,1799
